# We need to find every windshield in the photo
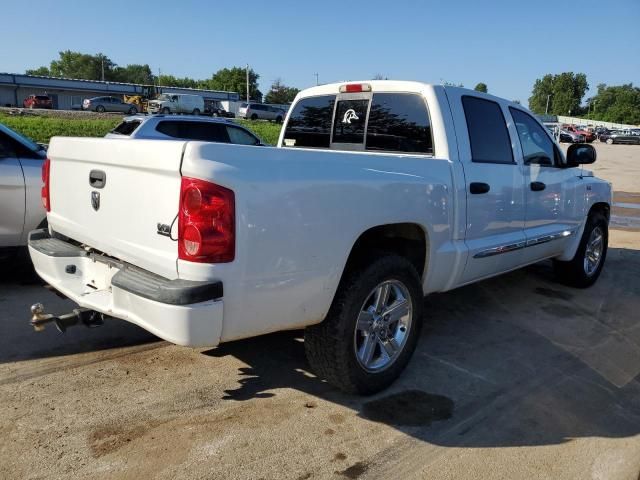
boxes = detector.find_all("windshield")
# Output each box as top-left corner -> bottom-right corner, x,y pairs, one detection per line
0,123 -> 42,152
157,94 -> 170,101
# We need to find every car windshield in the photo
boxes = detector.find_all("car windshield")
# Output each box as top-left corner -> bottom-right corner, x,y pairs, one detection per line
157,94 -> 170,101
0,123 -> 42,152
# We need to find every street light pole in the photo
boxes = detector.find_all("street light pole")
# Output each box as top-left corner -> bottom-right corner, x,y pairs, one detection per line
545,94 -> 551,115
246,64 -> 250,103
314,73 -> 319,86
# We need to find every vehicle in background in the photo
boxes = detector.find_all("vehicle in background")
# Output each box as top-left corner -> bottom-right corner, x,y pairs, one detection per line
559,129 -> 585,143
22,95 -> 53,110
105,115 -> 263,145
564,125 -> 595,142
147,94 -> 204,115
595,127 -> 610,138
83,96 -> 138,114
0,123 -> 46,256
599,130 -> 640,145
29,81 -> 610,395
238,103 -> 285,122
205,100 -> 235,118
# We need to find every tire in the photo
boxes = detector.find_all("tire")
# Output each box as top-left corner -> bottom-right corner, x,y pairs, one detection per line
96,105 -> 105,113
304,254 -> 423,395
212,112 -> 219,117
192,108 -> 201,116
606,138 -> 614,145
553,211 -> 608,288
276,115 -> 283,124
251,113 -> 258,121
128,106 -> 137,114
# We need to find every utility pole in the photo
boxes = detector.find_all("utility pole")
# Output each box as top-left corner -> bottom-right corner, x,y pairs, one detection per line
545,94 -> 551,115
157,68 -> 162,87
246,64 -> 250,102
101,56 -> 105,82
314,73 -> 319,86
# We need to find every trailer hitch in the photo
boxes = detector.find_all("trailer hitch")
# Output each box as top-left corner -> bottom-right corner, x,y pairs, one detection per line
30,303 -> 104,333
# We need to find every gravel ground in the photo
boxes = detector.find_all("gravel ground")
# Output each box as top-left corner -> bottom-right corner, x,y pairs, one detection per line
1,143 -> 639,480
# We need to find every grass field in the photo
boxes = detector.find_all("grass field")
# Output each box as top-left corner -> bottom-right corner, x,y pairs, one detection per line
0,113 -> 283,146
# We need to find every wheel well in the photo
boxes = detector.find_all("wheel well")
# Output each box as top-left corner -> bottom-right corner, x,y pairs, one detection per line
590,202 -> 610,222
343,224 -> 428,280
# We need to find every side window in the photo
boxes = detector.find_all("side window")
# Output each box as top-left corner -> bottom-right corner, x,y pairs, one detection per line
332,99 -> 369,144
0,132 -> 15,158
227,126 -> 259,145
156,121 -> 230,142
462,96 -> 514,164
366,93 -> 433,154
509,108 -> 555,166
282,95 -> 336,148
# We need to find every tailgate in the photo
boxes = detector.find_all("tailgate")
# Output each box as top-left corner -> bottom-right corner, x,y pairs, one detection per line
47,137 -> 186,279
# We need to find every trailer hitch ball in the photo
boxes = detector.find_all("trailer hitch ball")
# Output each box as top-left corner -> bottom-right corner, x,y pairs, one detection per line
30,303 -> 102,333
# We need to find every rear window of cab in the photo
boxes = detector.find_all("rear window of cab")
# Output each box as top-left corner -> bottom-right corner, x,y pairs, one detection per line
283,92 -> 433,155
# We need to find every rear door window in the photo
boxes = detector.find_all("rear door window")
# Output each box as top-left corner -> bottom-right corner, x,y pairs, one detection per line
332,99 -> 369,144
226,126 -> 259,145
462,96 -> 514,164
282,95 -> 336,148
156,121 -> 231,143
366,93 -> 433,154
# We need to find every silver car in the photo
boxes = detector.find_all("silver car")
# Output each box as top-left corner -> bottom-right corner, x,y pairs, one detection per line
0,123 -> 46,253
83,96 -> 138,114
238,103 -> 285,122
105,115 -> 264,145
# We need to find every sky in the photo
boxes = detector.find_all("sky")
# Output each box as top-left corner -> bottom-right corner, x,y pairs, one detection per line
1,0 -> 639,104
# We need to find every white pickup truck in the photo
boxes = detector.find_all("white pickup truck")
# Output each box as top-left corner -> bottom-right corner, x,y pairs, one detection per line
29,81 -> 611,394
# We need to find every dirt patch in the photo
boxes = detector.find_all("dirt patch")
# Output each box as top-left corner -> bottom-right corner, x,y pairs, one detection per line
337,461 -> 369,479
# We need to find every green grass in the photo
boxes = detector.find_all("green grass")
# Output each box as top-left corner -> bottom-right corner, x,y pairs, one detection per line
0,112 -> 283,146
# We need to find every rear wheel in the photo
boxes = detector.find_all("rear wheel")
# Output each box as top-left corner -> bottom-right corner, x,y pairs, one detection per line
162,107 -> 170,114
305,254 -> 423,395
276,115 -> 283,124
554,211 -> 608,288
606,138 -> 614,145
128,106 -> 137,114
96,105 -> 105,113
251,113 -> 258,121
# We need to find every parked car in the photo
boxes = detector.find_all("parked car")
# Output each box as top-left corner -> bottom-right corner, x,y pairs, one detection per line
559,129 -> 585,143
147,94 -> 204,115
22,95 -> 53,110
598,130 -> 640,145
29,81 -> 610,395
0,123 -> 46,257
564,125 -> 595,142
238,102 -> 285,122
83,96 -> 138,114
205,100 -> 235,118
105,115 -> 263,145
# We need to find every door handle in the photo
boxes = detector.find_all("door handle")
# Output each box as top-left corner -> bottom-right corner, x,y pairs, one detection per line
469,182 -> 490,194
89,170 -> 106,189
530,181 -> 546,191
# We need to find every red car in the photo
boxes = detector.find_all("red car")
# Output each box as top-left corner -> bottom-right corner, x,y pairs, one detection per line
23,95 -> 53,109
563,125 -> 595,142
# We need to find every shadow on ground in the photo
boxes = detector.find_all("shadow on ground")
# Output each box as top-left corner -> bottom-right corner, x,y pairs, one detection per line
205,246 -> 640,448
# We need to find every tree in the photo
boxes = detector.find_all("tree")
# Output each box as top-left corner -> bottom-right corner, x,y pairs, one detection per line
114,64 -> 154,84
264,79 -> 299,104
528,72 -> 588,116
474,83 -> 488,93
586,83 -> 640,125
157,74 -> 199,88
204,67 -> 262,101
25,66 -> 51,76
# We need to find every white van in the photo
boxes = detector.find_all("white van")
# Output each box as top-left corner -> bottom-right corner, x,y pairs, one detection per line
148,94 -> 205,115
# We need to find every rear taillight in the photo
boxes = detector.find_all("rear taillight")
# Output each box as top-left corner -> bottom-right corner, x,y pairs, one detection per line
41,157 -> 51,212
178,177 -> 235,263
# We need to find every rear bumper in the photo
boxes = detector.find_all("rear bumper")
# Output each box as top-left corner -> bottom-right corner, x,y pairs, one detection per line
28,229 -> 223,347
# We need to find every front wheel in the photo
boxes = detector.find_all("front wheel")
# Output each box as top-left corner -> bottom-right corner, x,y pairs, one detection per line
162,107 -> 170,114
554,211 -> 608,288
305,254 -> 423,395
96,105 -> 105,113
192,108 -> 201,115
128,106 -> 137,114
606,138 -> 614,145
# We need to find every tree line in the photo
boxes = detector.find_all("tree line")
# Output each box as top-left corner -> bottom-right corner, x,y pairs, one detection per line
26,51 -> 300,104
26,52 -> 639,123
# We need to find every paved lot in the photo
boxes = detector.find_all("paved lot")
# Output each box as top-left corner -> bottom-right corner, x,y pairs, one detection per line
1,142 -> 640,480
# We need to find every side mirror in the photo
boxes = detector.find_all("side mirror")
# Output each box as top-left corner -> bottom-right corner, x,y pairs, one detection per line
566,143 -> 596,168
